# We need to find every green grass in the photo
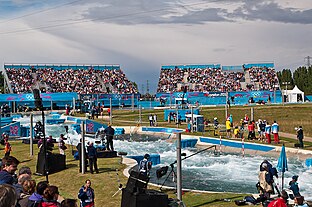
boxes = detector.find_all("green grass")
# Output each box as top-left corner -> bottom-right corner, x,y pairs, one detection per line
5,103 -> 312,207
5,141 -> 247,207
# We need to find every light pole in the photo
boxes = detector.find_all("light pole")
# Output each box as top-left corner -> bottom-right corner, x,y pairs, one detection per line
282,82 -> 290,103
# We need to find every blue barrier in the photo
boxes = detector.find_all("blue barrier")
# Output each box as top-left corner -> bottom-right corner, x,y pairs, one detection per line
127,154 -> 160,166
115,128 -> 125,135
51,114 -> 61,119
181,139 -> 197,148
46,119 -> 66,124
306,158 -> 312,168
142,127 -> 184,134
199,137 -> 275,152
11,114 -> 23,119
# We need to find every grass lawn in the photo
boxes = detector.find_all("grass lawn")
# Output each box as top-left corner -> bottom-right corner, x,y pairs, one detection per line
4,103 -> 312,206
5,141 -> 247,207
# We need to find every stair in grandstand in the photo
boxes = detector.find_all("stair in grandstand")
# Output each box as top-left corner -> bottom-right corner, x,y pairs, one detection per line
244,70 -> 251,84
240,82 -> 247,90
95,73 -> 107,92
183,71 -> 189,83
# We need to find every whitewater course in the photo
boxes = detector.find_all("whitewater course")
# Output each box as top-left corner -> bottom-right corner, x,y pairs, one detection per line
13,113 -> 312,201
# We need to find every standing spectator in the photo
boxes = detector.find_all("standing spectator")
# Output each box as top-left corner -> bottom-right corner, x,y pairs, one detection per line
87,143 -> 99,174
259,120 -> 266,142
258,162 -> 273,199
0,184 -> 17,207
107,108 -> 111,117
296,126 -> 304,148
289,175 -> 300,198
247,121 -> 255,140
148,114 -> 154,126
78,179 -> 95,207
4,139 -> 12,157
58,134 -> 67,155
243,114 -> 249,126
153,114 -> 157,127
104,124 -> 115,151
225,118 -> 231,138
65,104 -> 70,116
271,120 -> 280,144
265,121 -> 272,144
139,154 -> 152,177
0,156 -> 20,185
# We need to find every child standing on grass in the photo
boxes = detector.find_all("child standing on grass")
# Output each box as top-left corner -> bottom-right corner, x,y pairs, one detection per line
4,139 -> 12,157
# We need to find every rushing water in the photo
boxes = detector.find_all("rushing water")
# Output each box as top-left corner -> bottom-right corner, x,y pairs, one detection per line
16,115 -> 312,199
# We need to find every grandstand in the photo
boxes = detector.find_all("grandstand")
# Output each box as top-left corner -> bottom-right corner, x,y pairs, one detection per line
3,64 -> 138,94
157,63 -> 279,93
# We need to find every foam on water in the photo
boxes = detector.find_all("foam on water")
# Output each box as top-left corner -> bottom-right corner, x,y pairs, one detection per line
114,139 -> 312,198
15,115 -> 312,198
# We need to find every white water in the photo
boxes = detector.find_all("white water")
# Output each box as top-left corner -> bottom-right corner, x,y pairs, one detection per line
16,115 -> 312,198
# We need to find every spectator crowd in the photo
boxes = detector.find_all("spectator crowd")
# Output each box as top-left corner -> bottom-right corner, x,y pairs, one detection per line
5,66 -> 138,95
157,66 -> 279,93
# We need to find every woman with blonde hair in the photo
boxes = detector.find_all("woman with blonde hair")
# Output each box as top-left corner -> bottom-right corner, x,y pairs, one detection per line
18,179 -> 36,207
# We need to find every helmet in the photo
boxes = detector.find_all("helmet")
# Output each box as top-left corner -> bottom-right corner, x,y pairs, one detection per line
144,154 -> 150,159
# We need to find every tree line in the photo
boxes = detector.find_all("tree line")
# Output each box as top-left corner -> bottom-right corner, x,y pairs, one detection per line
277,66 -> 312,95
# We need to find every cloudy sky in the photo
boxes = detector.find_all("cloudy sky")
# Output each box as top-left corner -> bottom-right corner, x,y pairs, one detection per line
0,0 -> 311,93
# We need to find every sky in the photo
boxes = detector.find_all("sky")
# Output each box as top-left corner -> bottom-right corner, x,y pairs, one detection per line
0,0 -> 311,94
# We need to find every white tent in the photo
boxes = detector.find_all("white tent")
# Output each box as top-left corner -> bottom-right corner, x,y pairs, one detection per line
283,85 -> 304,103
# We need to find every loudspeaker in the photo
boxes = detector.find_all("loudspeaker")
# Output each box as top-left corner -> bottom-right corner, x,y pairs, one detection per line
33,89 -> 43,109
125,171 -> 149,193
121,189 -> 168,207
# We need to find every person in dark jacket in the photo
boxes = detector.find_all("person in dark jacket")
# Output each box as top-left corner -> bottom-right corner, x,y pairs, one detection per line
78,179 -> 94,207
296,126 -> 304,148
103,124 -> 115,151
0,156 -> 20,185
27,181 -> 49,207
289,175 -> 301,198
87,143 -> 99,174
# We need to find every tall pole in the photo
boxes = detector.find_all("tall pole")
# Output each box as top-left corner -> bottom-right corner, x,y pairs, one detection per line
138,105 -> 142,125
73,98 -> 76,113
250,107 -> 254,121
176,132 -> 182,205
191,106 -> 194,133
30,114 -> 34,156
41,109 -> 48,182
131,94 -> 134,112
109,98 -> 112,125
81,122 -> 86,174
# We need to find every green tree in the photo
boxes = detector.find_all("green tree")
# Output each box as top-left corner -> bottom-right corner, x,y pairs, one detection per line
277,69 -> 294,89
293,66 -> 312,94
